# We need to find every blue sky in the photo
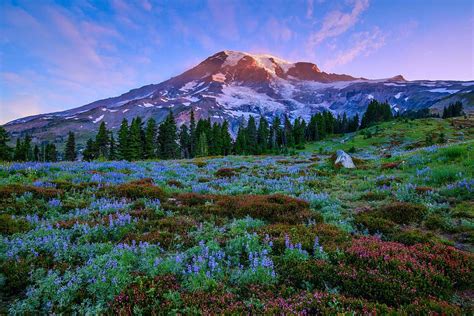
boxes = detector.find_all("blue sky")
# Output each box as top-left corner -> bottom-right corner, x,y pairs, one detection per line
1,0 -> 473,124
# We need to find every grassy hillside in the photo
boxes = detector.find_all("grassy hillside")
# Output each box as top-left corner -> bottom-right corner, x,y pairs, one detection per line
1,117 -> 473,314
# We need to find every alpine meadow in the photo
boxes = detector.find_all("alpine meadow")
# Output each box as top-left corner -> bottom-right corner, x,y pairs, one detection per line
1,0 -> 473,314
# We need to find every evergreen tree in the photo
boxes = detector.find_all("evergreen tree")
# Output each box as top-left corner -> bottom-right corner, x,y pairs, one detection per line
65,131 -> 77,161
221,120 -> 232,156
0,126 -> 11,161
269,116 -> 282,150
293,118 -> 305,146
45,143 -> 57,162
95,122 -> 109,158
283,115 -> 294,148
157,111 -> 178,159
257,116 -> 269,153
196,132 -> 208,157
83,138 -> 96,161
23,135 -> 32,161
234,121 -> 247,155
129,117 -> 144,160
209,123 -> 222,156
117,118 -> 130,160
189,110 -> 197,157
179,124 -> 190,159
360,100 -> 393,129
246,116 -> 258,154
33,144 -> 40,162
109,132 -> 117,160
144,118 -> 157,159
442,101 -> 464,119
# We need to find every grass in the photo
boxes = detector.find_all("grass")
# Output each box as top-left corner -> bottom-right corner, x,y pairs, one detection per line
0,118 -> 473,314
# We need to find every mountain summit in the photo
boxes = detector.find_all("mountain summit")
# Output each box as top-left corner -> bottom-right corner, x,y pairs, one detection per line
4,50 -> 473,141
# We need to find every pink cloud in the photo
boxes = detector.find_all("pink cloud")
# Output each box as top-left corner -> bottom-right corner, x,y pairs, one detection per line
323,27 -> 385,70
308,0 -> 369,46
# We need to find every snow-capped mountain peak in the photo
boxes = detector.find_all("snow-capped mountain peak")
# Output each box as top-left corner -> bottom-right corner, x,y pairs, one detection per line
4,50 -> 473,142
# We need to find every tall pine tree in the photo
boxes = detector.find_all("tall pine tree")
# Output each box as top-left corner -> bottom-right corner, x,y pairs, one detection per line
144,118 -> 157,159
117,118 -> 130,160
157,111 -> 178,159
65,131 -> 76,161
0,126 -> 11,161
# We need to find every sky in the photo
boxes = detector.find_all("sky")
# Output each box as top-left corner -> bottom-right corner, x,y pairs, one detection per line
0,0 -> 473,124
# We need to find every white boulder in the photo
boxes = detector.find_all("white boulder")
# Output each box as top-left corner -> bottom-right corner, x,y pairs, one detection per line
335,150 -> 356,169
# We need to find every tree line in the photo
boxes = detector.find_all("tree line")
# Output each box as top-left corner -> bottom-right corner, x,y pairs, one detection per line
0,99 -> 430,162
442,101 -> 464,119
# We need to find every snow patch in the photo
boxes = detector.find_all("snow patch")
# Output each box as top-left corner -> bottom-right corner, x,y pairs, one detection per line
394,92 -> 402,99
93,115 -> 104,123
367,94 -> 374,100
384,83 -> 406,87
428,88 -> 459,94
122,109 -> 129,113
222,50 -> 294,75
216,85 -> 285,112
180,81 -> 199,92
142,103 -> 154,108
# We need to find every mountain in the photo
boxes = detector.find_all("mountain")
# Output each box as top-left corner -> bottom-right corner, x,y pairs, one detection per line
4,50 -> 474,142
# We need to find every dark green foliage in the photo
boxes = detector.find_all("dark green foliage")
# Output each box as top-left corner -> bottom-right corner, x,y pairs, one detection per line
360,100 -> 393,129
0,126 -> 12,161
95,122 -> 109,158
109,132 -> 117,160
13,134 -> 32,161
179,124 -> 191,158
144,118 -> 157,159
220,120 -> 232,155
82,138 -> 97,161
379,202 -> 428,225
33,144 -> 40,161
117,118 -> 130,160
157,111 -> 178,159
196,132 -> 208,157
45,143 -> 58,162
442,101 -> 464,118
0,214 -> 30,235
64,131 -> 76,161
189,109 -> 197,157
129,117 -> 145,160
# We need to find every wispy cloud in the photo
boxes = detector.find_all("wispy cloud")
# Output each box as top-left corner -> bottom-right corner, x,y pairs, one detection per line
323,27 -> 385,70
308,0 -> 369,46
306,0 -> 314,19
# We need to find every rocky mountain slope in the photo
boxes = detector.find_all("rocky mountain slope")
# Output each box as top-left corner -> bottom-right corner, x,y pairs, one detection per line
4,50 -> 474,142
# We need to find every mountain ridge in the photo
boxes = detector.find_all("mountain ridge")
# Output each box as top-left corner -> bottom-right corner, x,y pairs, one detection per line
4,50 -> 474,142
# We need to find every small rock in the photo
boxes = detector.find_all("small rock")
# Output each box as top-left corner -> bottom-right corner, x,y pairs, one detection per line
335,150 -> 356,169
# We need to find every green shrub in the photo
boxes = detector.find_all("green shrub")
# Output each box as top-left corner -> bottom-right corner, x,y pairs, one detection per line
391,229 -> 433,245
379,202 -> 428,224
354,212 -> 398,235
424,213 -> 450,231
438,146 -> 466,161
0,214 -> 30,235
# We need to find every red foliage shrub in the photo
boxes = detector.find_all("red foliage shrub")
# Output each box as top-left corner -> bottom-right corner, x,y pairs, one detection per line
415,186 -> 434,194
337,237 -> 474,305
110,274 -> 180,314
108,179 -> 166,200
381,161 -> 402,170
0,184 -> 62,199
215,194 -> 312,224
215,168 -> 237,178
166,179 -> 183,188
